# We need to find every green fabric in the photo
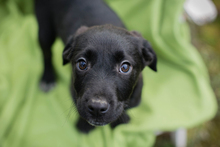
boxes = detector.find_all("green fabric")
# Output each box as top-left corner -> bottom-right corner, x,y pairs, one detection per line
0,0 -> 217,147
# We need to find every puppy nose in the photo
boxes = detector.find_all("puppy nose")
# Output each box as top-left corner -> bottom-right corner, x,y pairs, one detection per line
87,99 -> 109,116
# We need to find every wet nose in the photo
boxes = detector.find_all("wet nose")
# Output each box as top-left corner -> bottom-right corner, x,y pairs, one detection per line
87,99 -> 109,116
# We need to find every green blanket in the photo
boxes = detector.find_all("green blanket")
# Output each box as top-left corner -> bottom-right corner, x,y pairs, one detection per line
0,0 -> 217,146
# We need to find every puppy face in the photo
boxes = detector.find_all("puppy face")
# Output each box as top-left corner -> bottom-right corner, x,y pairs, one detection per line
63,25 -> 157,126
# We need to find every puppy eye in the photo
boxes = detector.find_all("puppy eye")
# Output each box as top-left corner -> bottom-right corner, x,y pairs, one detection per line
120,62 -> 131,73
77,59 -> 88,70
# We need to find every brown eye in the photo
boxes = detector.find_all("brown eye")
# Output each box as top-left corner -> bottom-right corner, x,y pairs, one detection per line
120,62 -> 131,73
77,59 -> 88,70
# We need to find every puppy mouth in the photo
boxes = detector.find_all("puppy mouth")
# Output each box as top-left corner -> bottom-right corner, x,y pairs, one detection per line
87,120 -> 108,126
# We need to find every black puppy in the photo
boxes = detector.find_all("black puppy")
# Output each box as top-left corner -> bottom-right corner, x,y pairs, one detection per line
35,0 -> 125,91
35,0 -> 157,133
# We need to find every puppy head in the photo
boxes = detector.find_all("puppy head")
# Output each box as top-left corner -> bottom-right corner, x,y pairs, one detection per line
63,25 -> 157,126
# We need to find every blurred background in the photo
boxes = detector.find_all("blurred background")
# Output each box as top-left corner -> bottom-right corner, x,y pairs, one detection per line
155,0 -> 220,146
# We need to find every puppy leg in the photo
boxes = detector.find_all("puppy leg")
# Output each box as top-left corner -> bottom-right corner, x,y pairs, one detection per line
76,117 -> 95,133
38,28 -> 56,92
35,1 -> 56,92
110,112 -> 130,129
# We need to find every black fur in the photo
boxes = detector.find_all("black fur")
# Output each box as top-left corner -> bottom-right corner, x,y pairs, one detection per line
35,0 -> 157,133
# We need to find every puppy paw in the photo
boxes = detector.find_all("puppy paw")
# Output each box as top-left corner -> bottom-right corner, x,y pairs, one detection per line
39,81 -> 56,92
39,70 -> 56,92
110,112 -> 130,129
76,117 -> 95,134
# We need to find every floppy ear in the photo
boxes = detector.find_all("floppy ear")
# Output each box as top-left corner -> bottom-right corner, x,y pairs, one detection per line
62,36 -> 74,65
62,26 -> 89,65
142,40 -> 157,71
130,31 -> 157,72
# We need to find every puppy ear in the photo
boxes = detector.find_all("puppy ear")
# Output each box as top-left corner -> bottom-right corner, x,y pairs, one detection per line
63,36 -> 74,65
130,31 -> 157,72
62,26 -> 89,65
142,40 -> 157,71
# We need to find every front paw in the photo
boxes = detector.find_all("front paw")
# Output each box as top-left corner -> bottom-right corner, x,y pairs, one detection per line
39,70 -> 56,92
110,112 -> 130,129
76,117 -> 95,134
